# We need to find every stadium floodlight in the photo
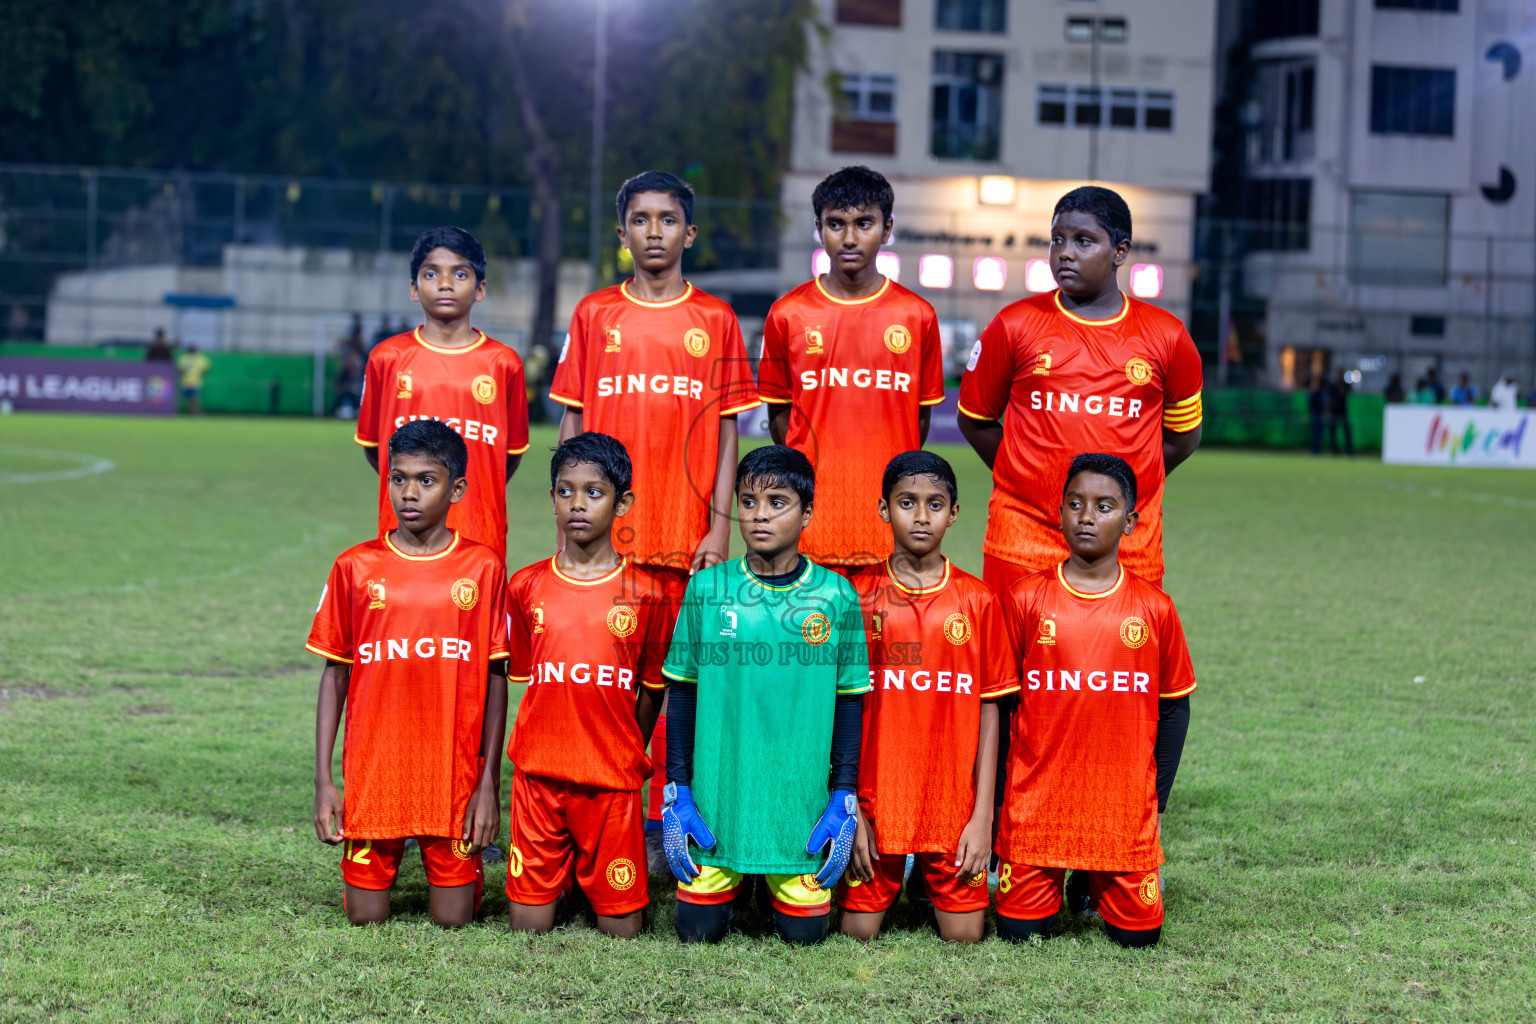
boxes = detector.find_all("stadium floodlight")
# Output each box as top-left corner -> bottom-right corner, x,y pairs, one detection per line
813,249 -> 831,278
978,175 -> 1017,207
1130,263 -> 1164,298
973,257 -> 1007,291
1025,258 -> 1057,293
876,251 -> 901,283
918,254 -> 954,289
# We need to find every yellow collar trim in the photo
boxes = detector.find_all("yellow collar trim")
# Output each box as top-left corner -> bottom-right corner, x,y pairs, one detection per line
549,555 -> 627,587
620,280 -> 694,308
883,557 -> 951,596
385,531 -> 460,561
741,556 -> 808,592
413,327 -> 487,355
1053,290 -> 1130,327
1055,562 -> 1124,600
814,274 -> 892,306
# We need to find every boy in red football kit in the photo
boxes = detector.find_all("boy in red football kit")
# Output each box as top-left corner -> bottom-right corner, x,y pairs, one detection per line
759,166 -> 946,567
957,187 -> 1202,592
839,452 -> 1018,943
310,420 -> 510,927
504,432 -> 678,938
356,227 -> 530,560
548,171 -> 759,851
994,453 -> 1195,948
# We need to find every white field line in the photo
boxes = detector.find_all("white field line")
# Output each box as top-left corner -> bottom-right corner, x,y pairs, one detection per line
0,445 -> 115,484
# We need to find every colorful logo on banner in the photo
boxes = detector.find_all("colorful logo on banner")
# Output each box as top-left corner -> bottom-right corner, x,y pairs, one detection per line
1425,413 -> 1528,463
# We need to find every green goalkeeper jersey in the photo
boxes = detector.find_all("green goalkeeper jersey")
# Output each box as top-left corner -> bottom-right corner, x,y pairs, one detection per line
663,557 -> 871,874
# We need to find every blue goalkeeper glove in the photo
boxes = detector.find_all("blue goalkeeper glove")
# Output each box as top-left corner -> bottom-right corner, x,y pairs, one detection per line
661,782 -> 715,883
806,790 -> 859,888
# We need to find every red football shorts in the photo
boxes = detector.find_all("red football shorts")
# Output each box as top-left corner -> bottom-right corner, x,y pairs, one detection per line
340,836 -> 484,897
506,769 -> 648,916
994,861 -> 1164,931
836,852 -> 990,915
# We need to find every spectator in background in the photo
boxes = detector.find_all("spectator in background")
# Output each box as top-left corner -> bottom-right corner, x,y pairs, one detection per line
1385,373 -> 1406,403
177,344 -> 212,415
145,329 -> 173,362
1450,373 -> 1479,406
1424,367 -> 1447,404
335,346 -> 364,419
1411,379 -> 1436,404
1489,374 -> 1520,411
1308,375 -> 1326,455
1327,369 -> 1354,456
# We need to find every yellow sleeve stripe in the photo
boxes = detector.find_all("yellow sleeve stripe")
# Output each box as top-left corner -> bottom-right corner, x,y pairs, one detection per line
918,395 -> 948,406
720,398 -> 763,416
1162,681 -> 1197,699
982,683 -> 1022,699
1162,392 -> 1203,432
956,400 -> 1001,423
508,674 -> 532,683
305,642 -> 354,664
489,650 -> 512,661
757,394 -> 792,405
837,684 -> 874,695
353,436 -> 379,448
661,668 -> 697,683
507,443 -> 530,455
641,678 -> 668,691
549,392 -> 583,408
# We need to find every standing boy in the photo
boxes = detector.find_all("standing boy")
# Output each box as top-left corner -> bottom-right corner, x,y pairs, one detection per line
503,433 -> 677,938
994,453 -> 1196,948
838,452 -> 1019,943
660,446 -> 870,946
957,186 -> 1202,593
309,420 -> 510,927
758,165 -> 946,568
356,227 -> 530,561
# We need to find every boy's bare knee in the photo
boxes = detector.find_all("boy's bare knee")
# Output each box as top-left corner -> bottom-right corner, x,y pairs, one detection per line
596,912 -> 643,939
936,913 -> 985,944
508,902 -> 557,933
839,912 -> 882,942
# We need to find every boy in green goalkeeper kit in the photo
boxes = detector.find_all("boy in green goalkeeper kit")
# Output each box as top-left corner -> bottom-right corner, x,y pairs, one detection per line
661,445 -> 870,945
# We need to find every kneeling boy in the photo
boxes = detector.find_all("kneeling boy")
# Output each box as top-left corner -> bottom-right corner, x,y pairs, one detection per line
660,446 -> 871,946
995,453 -> 1196,948
310,419 -> 510,927
839,451 -> 1019,943
504,433 -> 677,938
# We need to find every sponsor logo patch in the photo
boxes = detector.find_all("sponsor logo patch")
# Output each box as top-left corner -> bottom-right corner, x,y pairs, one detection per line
1037,617 -> 1057,646
965,340 -> 982,372
365,579 -> 387,610
396,372 -> 413,399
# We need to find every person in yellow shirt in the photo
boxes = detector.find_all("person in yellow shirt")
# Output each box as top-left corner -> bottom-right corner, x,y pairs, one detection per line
176,345 -> 212,415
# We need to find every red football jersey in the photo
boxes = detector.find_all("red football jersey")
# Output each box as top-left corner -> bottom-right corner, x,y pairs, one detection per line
549,282 -> 760,569
847,560 -> 1020,854
307,532 -> 510,840
355,329 -> 531,560
996,564 -> 1196,872
759,278 -> 947,565
957,292 -> 1202,581
506,558 -> 680,791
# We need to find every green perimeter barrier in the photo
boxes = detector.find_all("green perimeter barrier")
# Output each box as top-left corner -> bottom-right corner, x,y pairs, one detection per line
1200,388 -> 1384,452
0,343 -> 338,416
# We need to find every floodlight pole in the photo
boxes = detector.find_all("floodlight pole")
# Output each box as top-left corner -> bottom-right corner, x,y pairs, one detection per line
588,0 -> 609,291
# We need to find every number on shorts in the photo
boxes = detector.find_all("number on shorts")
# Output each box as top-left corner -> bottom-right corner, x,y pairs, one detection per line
345,839 -> 373,865
997,862 -> 1012,894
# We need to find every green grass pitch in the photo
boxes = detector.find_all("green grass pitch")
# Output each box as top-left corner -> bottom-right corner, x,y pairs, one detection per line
1,414 -> 1533,1022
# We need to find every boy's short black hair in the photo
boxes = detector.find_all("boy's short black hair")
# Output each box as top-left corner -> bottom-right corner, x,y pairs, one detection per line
389,419 -> 468,480
1063,452 -> 1137,511
812,165 -> 895,222
549,431 -> 632,494
1053,186 -> 1133,248
616,171 -> 695,226
410,227 -> 487,284
882,450 -> 958,504
736,445 -> 815,509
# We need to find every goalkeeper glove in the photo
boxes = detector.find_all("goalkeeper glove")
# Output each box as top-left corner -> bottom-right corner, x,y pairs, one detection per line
661,782 -> 715,883
806,789 -> 858,888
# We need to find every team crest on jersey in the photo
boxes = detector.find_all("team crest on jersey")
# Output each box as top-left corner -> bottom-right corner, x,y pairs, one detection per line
966,872 -> 986,888
682,327 -> 710,357
800,873 -> 823,893
1037,617 -> 1058,646
606,858 -> 638,891
965,339 -> 982,372
471,374 -> 496,405
508,845 -> 525,878
1138,871 -> 1159,905
1125,356 -> 1153,387
396,372 -> 413,399
451,577 -> 479,611
365,579 -> 386,610
604,326 -> 622,353
883,324 -> 912,355
1032,351 -> 1053,376
802,612 -> 831,645
943,612 -> 972,646
1120,616 -> 1149,649
532,605 -> 546,634
451,839 -> 475,861
607,604 -> 638,638
805,327 -> 825,355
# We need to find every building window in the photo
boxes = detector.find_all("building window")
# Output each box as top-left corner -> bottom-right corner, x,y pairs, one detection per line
1036,84 -> 1174,132
1376,0 -> 1457,10
836,0 -> 901,28
1253,59 -> 1315,164
1065,16 -> 1127,42
931,52 -> 1003,160
1350,192 -> 1448,286
1073,86 -> 1102,126
840,73 -> 897,121
1065,16 -> 1094,42
1369,66 -> 1455,136
1037,84 -> 1067,124
1100,17 -> 1128,42
1144,91 -> 1173,130
1109,89 -> 1138,128
1254,0 -> 1318,40
1242,178 -> 1312,251
936,0 -> 1006,33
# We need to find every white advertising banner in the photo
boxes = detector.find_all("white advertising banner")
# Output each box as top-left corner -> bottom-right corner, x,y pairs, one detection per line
1382,405 -> 1535,468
